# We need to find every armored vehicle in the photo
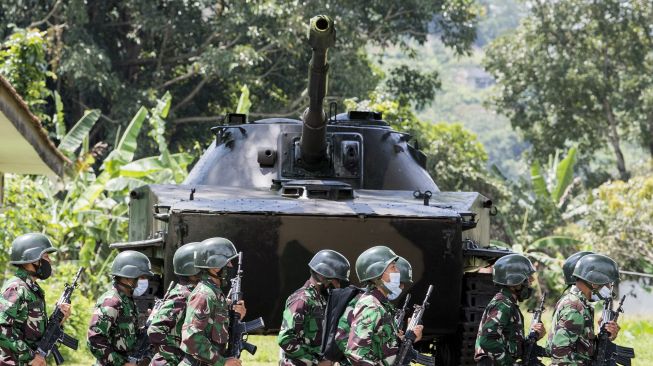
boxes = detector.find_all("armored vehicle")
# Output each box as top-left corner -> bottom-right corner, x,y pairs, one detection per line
114,15 -> 507,365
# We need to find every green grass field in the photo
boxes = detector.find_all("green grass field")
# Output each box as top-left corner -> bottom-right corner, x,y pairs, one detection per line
67,317 -> 651,366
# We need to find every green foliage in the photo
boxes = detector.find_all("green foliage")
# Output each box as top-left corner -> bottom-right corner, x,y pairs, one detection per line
384,65 -> 441,110
484,0 -> 653,180
0,94 -> 192,296
582,174 -> 653,274
0,0 -> 480,152
0,27 -> 53,122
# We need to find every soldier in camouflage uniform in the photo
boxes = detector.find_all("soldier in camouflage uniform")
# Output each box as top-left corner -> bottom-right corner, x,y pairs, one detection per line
474,254 -> 546,366
548,253 -> 621,365
0,233 -> 72,366
278,249 -> 350,366
334,255 -> 414,361
147,242 -> 201,366
342,246 -> 423,366
88,250 -> 154,366
179,237 -> 246,366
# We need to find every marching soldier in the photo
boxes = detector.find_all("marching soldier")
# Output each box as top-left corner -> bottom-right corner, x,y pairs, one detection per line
88,250 -> 154,366
548,253 -> 621,365
474,254 -> 546,365
179,237 -> 246,366
0,233 -> 72,366
335,255 -> 413,360
561,251 -> 593,291
147,242 -> 201,365
342,246 -> 423,366
278,249 -> 350,366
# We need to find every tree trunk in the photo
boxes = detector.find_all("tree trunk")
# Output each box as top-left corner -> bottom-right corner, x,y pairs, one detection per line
602,99 -> 629,181
649,112 -> 653,159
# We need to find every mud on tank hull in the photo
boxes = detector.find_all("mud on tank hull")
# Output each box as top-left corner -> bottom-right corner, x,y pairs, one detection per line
120,183 -> 500,365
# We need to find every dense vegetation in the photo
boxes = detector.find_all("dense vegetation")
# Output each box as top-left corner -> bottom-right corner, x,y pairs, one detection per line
0,3 -> 652,361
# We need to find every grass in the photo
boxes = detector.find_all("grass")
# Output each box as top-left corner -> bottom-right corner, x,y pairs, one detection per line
65,319 -> 652,366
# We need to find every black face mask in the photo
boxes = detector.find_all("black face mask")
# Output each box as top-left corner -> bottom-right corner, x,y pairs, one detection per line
516,284 -> 533,301
35,259 -> 52,280
219,267 -> 235,289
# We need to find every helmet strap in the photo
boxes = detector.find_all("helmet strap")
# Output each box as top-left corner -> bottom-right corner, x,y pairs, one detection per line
114,277 -> 136,292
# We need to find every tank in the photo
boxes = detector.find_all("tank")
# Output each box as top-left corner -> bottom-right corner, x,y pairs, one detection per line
114,15 -> 510,365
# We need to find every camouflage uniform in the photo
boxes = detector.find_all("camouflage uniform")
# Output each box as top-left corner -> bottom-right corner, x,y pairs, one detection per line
343,288 -> 399,366
148,281 -> 195,366
334,292 -> 363,363
547,286 -> 594,365
179,275 -> 229,366
0,268 -> 47,365
278,280 -> 326,366
87,284 -> 139,365
474,287 -> 525,365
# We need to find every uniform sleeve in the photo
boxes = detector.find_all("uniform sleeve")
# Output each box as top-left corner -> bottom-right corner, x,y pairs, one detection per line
549,305 -> 586,365
148,294 -> 185,360
277,295 -> 318,362
344,305 -> 383,366
476,302 -> 515,366
180,291 -> 226,366
87,297 -> 127,365
0,285 -> 34,362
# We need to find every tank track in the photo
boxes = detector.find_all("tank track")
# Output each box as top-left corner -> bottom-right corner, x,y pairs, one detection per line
459,272 -> 496,366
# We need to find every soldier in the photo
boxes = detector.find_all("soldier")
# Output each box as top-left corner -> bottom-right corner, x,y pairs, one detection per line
561,251 -> 593,291
88,250 -> 154,366
179,237 -> 246,366
474,254 -> 546,366
548,253 -> 621,365
0,233 -> 72,366
148,242 -> 201,366
343,246 -> 423,366
278,249 -> 350,366
396,256 -> 413,292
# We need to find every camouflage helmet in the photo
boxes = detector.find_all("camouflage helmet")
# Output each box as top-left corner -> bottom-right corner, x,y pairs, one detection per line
563,251 -> 594,285
396,257 -> 413,284
573,253 -> 619,285
194,237 -> 238,269
493,254 -> 536,286
111,250 -> 154,278
9,233 -> 58,264
355,246 -> 399,282
308,249 -> 350,281
173,242 -> 201,276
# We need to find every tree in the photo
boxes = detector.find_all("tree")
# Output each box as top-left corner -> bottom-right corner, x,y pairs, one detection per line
0,0 -> 479,153
582,174 -> 653,274
484,0 -> 653,181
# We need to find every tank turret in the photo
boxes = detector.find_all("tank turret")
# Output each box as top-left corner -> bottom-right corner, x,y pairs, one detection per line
299,15 -> 335,167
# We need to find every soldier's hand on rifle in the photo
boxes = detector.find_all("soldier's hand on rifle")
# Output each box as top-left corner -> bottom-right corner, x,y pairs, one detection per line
59,302 -> 72,323
317,360 -> 333,366
225,357 -> 242,366
605,321 -> 620,341
29,354 -> 46,366
232,300 -> 247,319
123,362 -> 137,366
532,322 -> 546,339
412,325 -> 424,342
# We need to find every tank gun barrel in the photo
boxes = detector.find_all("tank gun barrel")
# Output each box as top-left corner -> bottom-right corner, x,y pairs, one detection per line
299,15 -> 335,166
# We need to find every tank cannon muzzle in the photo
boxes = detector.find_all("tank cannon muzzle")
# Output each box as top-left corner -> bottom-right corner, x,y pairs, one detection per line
299,15 -> 335,167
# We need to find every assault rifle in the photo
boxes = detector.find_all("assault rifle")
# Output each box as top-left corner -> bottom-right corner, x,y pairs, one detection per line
128,282 -> 174,364
523,292 -> 547,366
394,293 -> 411,331
225,252 -> 265,358
593,295 -> 635,366
392,285 -> 436,366
36,267 -> 84,365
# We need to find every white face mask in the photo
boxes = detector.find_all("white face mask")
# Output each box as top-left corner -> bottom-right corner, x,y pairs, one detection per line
133,279 -> 149,297
591,284 -> 613,302
383,272 -> 402,301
